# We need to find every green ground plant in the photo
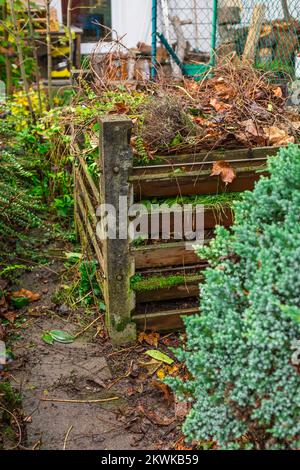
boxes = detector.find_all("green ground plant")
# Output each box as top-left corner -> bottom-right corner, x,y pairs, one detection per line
139,192 -> 242,209
167,144 -> 300,450
0,136 -> 42,241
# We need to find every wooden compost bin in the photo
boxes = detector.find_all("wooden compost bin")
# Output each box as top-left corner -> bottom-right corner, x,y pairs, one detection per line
74,115 -> 279,345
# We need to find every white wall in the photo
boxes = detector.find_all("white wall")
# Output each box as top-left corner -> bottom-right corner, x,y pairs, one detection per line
52,0 -> 62,24
111,0 -> 152,48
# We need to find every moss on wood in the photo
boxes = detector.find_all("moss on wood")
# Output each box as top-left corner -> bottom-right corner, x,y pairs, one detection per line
131,273 -> 203,292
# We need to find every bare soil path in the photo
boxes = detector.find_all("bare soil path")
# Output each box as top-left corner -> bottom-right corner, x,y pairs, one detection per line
5,259 -> 182,450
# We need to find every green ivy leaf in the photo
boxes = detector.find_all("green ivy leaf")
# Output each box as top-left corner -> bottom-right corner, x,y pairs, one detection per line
49,330 -> 75,344
145,349 -> 174,365
42,332 -> 54,345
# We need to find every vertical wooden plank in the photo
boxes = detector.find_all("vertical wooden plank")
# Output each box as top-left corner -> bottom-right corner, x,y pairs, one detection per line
243,4 -> 266,63
99,116 -> 136,345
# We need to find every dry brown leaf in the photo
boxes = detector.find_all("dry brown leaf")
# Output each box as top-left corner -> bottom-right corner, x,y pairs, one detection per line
112,102 -> 130,114
240,119 -> 266,145
174,436 -> 193,451
139,358 -> 161,375
12,289 -> 40,303
2,312 -> 16,324
138,405 -> 175,426
242,119 -> 260,137
0,295 -> 6,308
0,324 -> 6,341
209,98 -> 231,112
151,380 -> 173,402
290,121 -> 300,130
234,131 -> 250,146
138,331 -> 160,348
126,387 -> 137,397
175,397 -> 191,419
263,126 -> 295,146
193,116 -> 216,127
214,81 -> 235,99
211,160 -> 236,184
273,86 -> 283,98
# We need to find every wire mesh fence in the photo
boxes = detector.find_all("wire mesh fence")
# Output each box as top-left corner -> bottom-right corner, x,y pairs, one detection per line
157,0 -> 300,78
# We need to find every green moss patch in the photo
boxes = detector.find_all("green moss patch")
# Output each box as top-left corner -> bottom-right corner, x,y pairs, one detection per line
131,273 -> 203,292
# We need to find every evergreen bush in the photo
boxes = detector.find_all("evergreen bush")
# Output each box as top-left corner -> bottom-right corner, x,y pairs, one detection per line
167,144 -> 300,449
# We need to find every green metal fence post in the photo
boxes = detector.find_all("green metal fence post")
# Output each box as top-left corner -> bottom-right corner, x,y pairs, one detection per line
210,0 -> 218,67
151,0 -> 158,79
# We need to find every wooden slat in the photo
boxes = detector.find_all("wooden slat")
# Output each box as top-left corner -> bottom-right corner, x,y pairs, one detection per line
137,262 -> 209,275
132,241 -> 205,269
131,167 -> 266,198
76,168 -> 98,227
74,214 -> 105,288
132,156 -> 267,176
77,196 -> 105,272
75,210 -> 88,248
135,275 -> 203,303
135,205 -> 233,235
77,153 -> 101,203
134,146 -> 280,167
132,307 -> 199,331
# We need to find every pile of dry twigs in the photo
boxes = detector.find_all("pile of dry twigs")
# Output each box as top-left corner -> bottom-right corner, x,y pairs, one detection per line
146,61 -> 300,154
87,43 -> 300,155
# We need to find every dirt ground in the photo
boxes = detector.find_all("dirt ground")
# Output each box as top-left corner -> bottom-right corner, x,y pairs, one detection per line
1,254 -> 185,450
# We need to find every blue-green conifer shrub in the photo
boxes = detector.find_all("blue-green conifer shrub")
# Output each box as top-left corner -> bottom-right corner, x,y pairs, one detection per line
167,144 -> 300,449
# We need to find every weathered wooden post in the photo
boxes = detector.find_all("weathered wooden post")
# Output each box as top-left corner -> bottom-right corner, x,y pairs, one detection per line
99,116 -> 136,345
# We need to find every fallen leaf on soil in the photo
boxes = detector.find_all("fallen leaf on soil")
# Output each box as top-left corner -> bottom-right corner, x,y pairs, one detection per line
138,405 -> 175,426
174,436 -> 193,451
139,358 -> 161,375
138,331 -> 160,347
42,332 -> 54,345
156,364 -> 179,380
0,295 -> 7,308
12,288 -> 40,303
41,330 -> 75,345
49,330 -> 75,344
0,324 -> 6,341
111,102 -> 130,114
151,380 -> 173,402
160,335 -> 178,347
145,349 -> 174,365
263,126 -> 295,146
211,160 -> 236,184
2,311 -> 16,323
126,387 -> 137,397
175,397 -> 191,419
